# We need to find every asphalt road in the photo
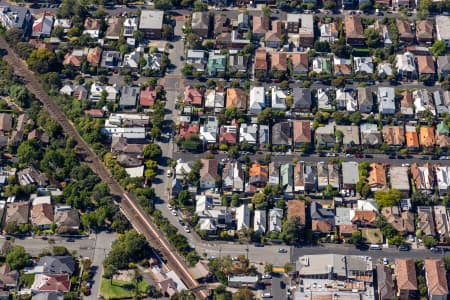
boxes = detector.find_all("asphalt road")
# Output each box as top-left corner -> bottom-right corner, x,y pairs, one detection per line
12,235 -> 95,257
85,232 -> 117,300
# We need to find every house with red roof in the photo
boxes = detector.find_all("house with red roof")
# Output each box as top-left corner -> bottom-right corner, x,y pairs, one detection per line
184,86 -> 203,106
140,86 -> 157,108
179,122 -> 199,138
219,124 -> 237,145
31,274 -> 70,293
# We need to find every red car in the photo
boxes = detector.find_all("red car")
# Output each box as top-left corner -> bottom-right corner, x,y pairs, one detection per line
262,280 -> 271,286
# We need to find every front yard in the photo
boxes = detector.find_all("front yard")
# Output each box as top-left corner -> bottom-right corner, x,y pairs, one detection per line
100,278 -> 149,299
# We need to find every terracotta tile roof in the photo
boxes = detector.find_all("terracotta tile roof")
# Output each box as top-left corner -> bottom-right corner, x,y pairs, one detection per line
395,259 -> 418,291
271,52 -> 287,71
381,207 -> 415,233
368,163 -> 387,189
86,47 -> 102,66
344,15 -> 364,39
312,219 -> 332,233
420,126 -> 436,147
291,52 -> 308,73
417,55 -> 435,74
84,17 -> 101,30
265,20 -> 282,42
140,86 -> 157,107
249,163 -> 268,183
184,86 -> 203,106
425,259 -> 449,296
401,90 -> 413,107
219,125 -> 237,145
406,130 -> 419,148
179,122 -> 199,138
63,52 -> 83,67
226,88 -> 247,111
252,16 -> 269,34
383,126 -> 405,145
334,63 -> 352,75
287,200 -> 306,225
84,109 -> 105,118
255,49 -> 267,71
352,210 -> 377,224
31,203 -> 54,227
32,274 -> 70,293
339,224 -> 358,235
293,120 -> 311,143
416,20 -> 433,40
396,19 -> 414,40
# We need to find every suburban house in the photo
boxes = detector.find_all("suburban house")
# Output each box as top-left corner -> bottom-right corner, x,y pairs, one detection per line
360,123 -> 382,146
293,120 -> 311,148
271,86 -> 288,111
291,52 -> 309,75
105,17 -> 122,40
291,88 -> 311,112
5,201 -> 29,228
271,52 -> 288,72
254,49 -> 267,75
411,163 -> 435,192
424,259 -> 448,300
268,208 -> 283,232
191,12 -> 209,38
390,167 -> 411,195
83,17 -> 100,38
417,206 -> 436,236
336,88 -> 357,111
184,85 -> 203,107
436,16 -> 450,47
120,86 -> 139,110
226,88 -> 247,111
249,86 -> 266,115
239,123 -> 258,144
336,125 -> 360,146
406,125 -> 420,151
247,163 -> 268,192
32,12 -> 53,38
310,202 -> 334,234
31,274 -> 70,293
383,126 -> 405,147
54,205 -> 80,232
320,22 -> 338,43
222,161 -> 244,192
204,89 -> 225,113
378,87 -> 396,115
31,197 -> 54,230
123,17 -> 138,37
420,126 -> 436,147
272,122 -> 292,146
334,57 -> 352,76
437,56 -> 450,79
219,124 -> 237,145
381,206 -> 414,235
377,265 -> 395,300
200,116 -> 218,144
207,52 -> 226,75
354,57 -> 374,74
395,259 -> 418,300
344,15 -> 365,46
396,19 -> 415,43
396,52 -> 417,80
186,49 -> 207,72
140,86 -> 157,108
269,162 -> 280,186
281,163 -> 294,195
228,54 -> 248,74
252,15 -> 269,40
294,162 -> 305,192
236,204 -> 250,231
139,10 -> 163,39
417,55 -> 436,80
265,20 -> 282,48
315,123 -> 335,147
253,210 -> 266,235
199,159 -> 219,189
287,200 -> 306,226
416,20 -> 434,43
436,166 -> 450,196
342,162 -> 359,191
357,87 -> 373,113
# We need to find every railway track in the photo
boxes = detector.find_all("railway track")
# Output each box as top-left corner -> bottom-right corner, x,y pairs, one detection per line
0,38 -> 207,298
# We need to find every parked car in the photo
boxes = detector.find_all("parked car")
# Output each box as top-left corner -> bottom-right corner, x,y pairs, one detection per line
398,245 -> 410,251
254,242 -> 264,247
278,248 -> 288,253
262,274 -> 272,279
262,293 -> 272,298
383,257 -> 389,265
178,220 -> 185,226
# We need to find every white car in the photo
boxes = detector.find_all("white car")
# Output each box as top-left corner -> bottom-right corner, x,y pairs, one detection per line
261,274 -> 272,279
262,293 -> 272,298
383,257 -> 388,265
167,170 -> 172,177
167,204 -> 172,210
184,226 -> 190,233
401,163 -> 410,167
171,210 -> 177,216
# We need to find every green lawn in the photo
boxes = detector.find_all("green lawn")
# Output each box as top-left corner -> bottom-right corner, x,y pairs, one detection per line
20,274 -> 35,288
100,278 -> 149,300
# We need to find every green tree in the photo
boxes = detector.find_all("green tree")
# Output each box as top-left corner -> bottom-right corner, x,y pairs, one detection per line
27,48 -> 59,73
374,189 -> 401,208
431,40 -> 447,58
154,0 -> 173,9
193,0 -> 208,11
17,139 -> 43,166
143,144 -> 162,160
178,190 -> 192,207
232,288 -> 254,300
313,40 -> 331,53
423,236 -> 437,248
364,28 -> 380,48
281,216 -> 303,245
182,134 -> 203,151
264,263 -> 273,274
251,192 -> 267,209
6,246 -> 30,270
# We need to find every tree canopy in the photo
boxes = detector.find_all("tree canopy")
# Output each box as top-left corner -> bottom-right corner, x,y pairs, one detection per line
6,246 -> 31,270
374,189 -> 401,208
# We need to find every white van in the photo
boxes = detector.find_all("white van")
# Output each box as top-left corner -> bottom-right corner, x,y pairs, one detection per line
369,244 -> 382,250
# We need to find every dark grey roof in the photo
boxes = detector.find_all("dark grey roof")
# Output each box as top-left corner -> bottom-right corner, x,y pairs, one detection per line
377,264 -> 395,300
38,256 -> 75,275
292,88 -> 311,111
310,202 -> 334,220
32,292 -> 63,300
272,122 -> 291,145
120,86 -> 139,106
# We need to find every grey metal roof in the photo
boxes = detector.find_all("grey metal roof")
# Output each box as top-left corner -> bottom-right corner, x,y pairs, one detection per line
140,10 -> 164,30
